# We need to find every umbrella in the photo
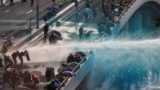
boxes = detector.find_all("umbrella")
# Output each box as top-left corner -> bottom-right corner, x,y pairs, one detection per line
49,30 -> 63,40
84,30 -> 94,39
62,71 -> 74,77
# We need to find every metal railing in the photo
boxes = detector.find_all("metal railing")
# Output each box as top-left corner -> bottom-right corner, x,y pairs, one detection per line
118,0 -> 136,21
56,50 -> 93,90
111,0 -> 137,37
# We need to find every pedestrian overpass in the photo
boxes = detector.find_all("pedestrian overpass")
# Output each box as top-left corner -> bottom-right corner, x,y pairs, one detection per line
112,0 -> 160,39
60,0 -> 160,90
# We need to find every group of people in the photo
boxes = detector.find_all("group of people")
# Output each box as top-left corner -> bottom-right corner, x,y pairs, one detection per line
83,0 -> 135,27
0,49 -> 38,90
101,0 -> 135,22
0,50 -> 30,70
1,67 -> 39,90
81,0 -> 136,40
11,50 -> 30,66
96,21 -> 113,38
44,51 -> 86,90
43,23 -> 49,41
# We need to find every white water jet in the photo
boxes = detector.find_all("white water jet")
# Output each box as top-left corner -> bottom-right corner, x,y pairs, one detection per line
12,38 -> 160,90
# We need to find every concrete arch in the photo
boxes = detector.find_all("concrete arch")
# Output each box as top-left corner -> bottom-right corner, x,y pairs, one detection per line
112,0 -> 160,36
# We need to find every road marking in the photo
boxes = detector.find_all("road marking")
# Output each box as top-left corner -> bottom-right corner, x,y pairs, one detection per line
18,11 -> 25,14
25,10 -> 33,14
5,10 -> 10,13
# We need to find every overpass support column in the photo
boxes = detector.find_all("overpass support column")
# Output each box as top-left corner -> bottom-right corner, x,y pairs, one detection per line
134,10 -> 142,32
129,9 -> 142,34
122,22 -> 129,36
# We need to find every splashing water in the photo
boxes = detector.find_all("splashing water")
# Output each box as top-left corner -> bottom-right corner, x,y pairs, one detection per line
85,39 -> 160,90
21,38 -> 160,89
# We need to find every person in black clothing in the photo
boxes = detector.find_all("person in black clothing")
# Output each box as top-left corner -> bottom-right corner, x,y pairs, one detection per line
45,67 -> 55,82
0,58 -> 3,68
52,0 -> 55,4
23,71 -> 32,84
30,0 -> 33,6
43,23 -> 49,41
79,25 -> 84,40
18,50 -> 30,66
10,0 -> 14,5
11,50 -> 19,64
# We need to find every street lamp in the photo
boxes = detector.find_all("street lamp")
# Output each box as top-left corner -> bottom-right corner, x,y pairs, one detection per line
36,0 -> 39,29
